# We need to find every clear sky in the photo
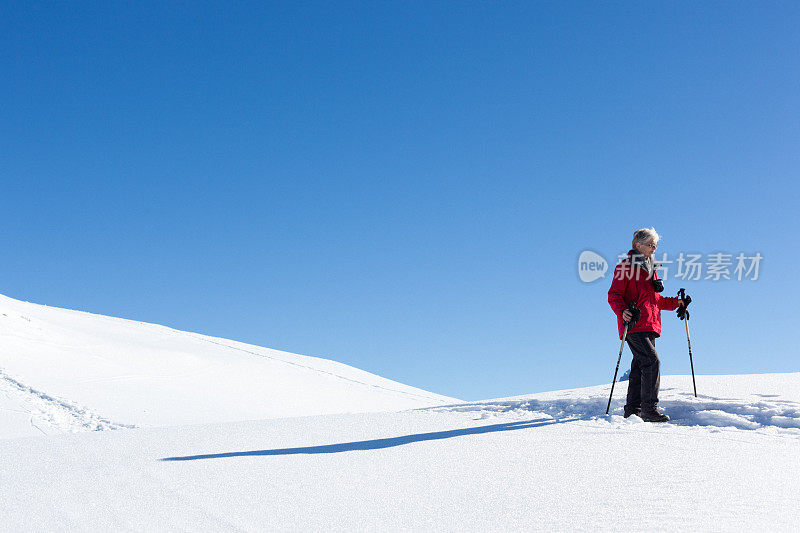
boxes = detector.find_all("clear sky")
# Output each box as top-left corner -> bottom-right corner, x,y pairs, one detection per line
2,2 -> 798,400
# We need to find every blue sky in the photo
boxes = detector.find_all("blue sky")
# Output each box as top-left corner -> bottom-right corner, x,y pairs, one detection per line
2,2 -> 798,400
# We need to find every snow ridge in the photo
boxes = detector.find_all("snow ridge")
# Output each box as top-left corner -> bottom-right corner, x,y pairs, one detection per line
0,367 -> 136,434
424,392 -> 800,436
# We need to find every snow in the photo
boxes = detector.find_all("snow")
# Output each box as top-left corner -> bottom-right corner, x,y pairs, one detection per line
0,293 -> 456,438
2,293 -> 799,531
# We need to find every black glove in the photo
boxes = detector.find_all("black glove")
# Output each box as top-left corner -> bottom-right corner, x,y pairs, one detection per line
676,289 -> 691,320
624,302 -> 641,328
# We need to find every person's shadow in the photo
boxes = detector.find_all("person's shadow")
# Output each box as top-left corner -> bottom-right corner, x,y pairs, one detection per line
160,418 -> 560,462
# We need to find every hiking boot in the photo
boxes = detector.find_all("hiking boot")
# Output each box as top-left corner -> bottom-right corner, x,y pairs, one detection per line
623,406 -> 641,419
640,408 -> 669,423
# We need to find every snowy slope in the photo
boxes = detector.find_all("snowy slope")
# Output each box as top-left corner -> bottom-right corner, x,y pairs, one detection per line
0,294 -> 456,439
3,293 -> 799,530
1,373 -> 799,531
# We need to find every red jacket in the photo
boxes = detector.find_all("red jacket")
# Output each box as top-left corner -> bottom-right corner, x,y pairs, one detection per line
608,250 -> 680,339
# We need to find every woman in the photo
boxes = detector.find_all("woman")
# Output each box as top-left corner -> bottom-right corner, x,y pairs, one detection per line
607,228 -> 687,423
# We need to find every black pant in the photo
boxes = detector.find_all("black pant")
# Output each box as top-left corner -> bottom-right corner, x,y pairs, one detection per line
625,331 -> 661,410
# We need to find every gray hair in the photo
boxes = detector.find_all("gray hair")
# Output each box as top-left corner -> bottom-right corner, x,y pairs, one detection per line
632,227 -> 660,248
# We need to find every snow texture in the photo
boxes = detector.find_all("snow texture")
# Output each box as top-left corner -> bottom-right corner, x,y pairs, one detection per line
2,293 -> 799,531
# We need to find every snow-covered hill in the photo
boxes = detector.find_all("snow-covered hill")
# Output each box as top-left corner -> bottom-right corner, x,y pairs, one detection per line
2,294 -> 799,530
0,294 -> 456,439
2,372 -> 799,531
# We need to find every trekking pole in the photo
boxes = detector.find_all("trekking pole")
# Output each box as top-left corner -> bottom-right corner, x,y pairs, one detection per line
606,302 -> 638,415
605,323 -> 630,414
678,288 -> 697,397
